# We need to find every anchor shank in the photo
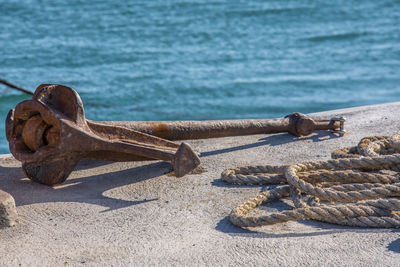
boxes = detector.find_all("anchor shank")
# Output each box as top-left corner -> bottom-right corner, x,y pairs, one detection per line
97,115 -> 340,140
96,118 -> 291,140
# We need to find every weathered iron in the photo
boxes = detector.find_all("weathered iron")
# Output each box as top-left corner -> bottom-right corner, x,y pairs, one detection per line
6,84 -> 345,185
97,112 -> 345,140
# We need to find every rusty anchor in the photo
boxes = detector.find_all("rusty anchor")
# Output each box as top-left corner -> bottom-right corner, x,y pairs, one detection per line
6,84 -> 345,185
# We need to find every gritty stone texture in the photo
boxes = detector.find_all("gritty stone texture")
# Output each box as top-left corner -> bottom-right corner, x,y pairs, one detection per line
0,102 -> 400,266
0,189 -> 18,227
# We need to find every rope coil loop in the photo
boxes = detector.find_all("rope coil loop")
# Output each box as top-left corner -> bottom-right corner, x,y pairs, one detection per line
332,135 -> 400,158
223,132 -> 400,228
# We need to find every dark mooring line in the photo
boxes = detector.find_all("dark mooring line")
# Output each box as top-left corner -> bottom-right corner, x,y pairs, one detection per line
0,78 -> 33,95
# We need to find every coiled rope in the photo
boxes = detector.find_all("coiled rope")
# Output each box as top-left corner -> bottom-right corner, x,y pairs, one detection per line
221,133 -> 400,228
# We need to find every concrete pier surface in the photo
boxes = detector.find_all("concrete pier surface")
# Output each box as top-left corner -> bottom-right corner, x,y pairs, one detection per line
1,102 -> 399,266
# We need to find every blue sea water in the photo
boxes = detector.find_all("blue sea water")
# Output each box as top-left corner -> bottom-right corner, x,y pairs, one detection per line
1,0 -> 400,153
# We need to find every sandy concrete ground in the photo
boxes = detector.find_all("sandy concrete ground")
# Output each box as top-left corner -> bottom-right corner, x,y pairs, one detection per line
1,103 -> 400,266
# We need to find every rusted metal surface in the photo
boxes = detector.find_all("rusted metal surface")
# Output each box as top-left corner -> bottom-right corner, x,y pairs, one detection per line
6,84 -> 345,185
6,84 -> 200,185
99,112 -> 345,140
